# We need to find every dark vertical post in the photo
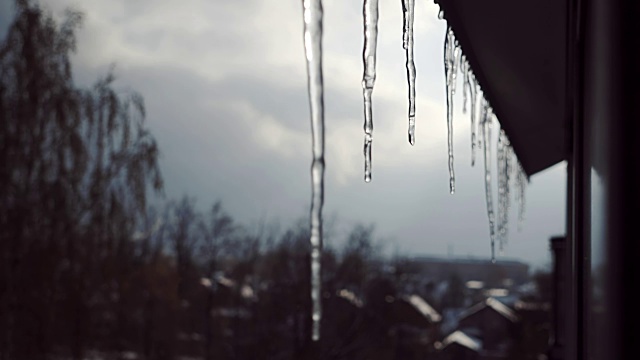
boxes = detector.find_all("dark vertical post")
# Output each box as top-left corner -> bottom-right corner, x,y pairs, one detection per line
584,0 -> 640,359
564,0 -> 578,358
549,236 -> 566,360
569,0 -> 590,359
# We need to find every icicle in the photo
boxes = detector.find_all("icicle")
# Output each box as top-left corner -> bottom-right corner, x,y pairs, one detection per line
451,41 -> 460,96
503,143 -> 513,248
468,73 -> 478,166
496,129 -> 509,253
438,8 -> 444,20
444,26 -> 455,193
302,0 -> 325,342
478,90 -> 487,150
515,162 -> 522,229
402,0 -> 416,145
496,130 -> 504,246
462,56 -> 468,114
362,0 -> 379,183
516,162 -> 527,230
482,103 -> 496,262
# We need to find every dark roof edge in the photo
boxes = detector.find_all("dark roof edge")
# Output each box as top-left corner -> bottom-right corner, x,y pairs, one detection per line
433,0 -> 558,177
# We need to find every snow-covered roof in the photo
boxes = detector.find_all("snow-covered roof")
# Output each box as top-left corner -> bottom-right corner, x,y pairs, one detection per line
337,289 -> 363,308
514,300 -> 551,311
216,274 -> 236,288
402,294 -> 442,323
439,330 -> 482,351
459,297 -> 519,323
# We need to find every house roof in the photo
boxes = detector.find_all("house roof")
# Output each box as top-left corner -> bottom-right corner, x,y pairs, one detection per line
439,330 -> 482,352
402,294 -> 442,323
435,0 -> 568,176
459,297 -> 519,323
337,289 -> 363,308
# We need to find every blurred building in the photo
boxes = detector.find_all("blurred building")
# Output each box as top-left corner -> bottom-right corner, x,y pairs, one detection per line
407,256 -> 530,286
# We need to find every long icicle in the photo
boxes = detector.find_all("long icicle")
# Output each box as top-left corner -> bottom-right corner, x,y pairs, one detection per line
496,129 -> 506,253
402,0 -> 416,145
515,160 -> 522,231
482,102 -> 496,262
362,0 -> 379,183
444,26 -> 456,193
302,0 -> 325,342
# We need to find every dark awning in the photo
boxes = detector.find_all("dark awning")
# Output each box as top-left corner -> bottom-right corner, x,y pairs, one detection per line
436,0 -> 567,176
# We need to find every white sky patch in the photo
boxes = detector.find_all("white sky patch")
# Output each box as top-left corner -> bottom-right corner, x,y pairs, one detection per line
47,0 -> 308,82
220,100 -> 308,160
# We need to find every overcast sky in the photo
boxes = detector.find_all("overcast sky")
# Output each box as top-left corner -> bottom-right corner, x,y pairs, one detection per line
2,0 -> 566,268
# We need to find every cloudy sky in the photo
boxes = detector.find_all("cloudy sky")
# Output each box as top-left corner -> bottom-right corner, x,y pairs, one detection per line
2,0 -> 566,267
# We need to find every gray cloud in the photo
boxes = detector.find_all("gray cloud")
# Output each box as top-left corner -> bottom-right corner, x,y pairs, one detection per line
21,0 -> 567,267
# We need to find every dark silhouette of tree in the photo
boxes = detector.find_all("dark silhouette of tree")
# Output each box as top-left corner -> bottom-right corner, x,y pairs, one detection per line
197,200 -> 235,360
0,1 -> 162,358
336,224 -> 376,290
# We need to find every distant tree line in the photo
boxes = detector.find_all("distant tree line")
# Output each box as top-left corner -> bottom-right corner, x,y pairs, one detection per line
0,3 -> 401,359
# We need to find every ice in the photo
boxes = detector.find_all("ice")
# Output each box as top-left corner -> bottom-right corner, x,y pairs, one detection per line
468,73 -> 478,166
402,0 -> 417,145
444,26 -> 456,193
496,129 -> 511,252
462,56 -> 468,114
481,101 -> 496,262
302,0 -> 325,342
362,0 -> 379,182
516,161 -> 528,230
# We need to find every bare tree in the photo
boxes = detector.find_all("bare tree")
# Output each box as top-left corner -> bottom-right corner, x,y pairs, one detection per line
0,1 -> 162,358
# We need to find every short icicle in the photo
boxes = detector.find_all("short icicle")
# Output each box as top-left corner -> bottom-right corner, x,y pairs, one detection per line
444,26 -> 456,193
462,56 -> 468,114
451,40 -> 460,95
362,0 -> 379,183
402,0 -> 417,145
478,89 -> 487,150
302,0 -> 325,342
504,142 -> 515,246
468,73 -> 478,166
516,162 -> 528,230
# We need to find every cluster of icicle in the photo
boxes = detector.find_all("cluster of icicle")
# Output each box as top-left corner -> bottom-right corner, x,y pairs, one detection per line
300,1 -> 531,341
362,0 -> 415,183
441,16 -> 528,261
